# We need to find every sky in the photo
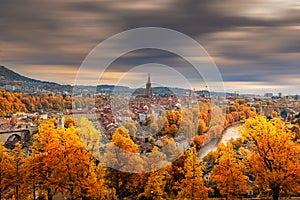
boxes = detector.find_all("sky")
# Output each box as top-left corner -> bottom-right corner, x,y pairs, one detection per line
0,0 -> 300,95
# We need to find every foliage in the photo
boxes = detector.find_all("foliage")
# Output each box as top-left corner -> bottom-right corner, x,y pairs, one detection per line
211,143 -> 248,199
241,116 -> 300,200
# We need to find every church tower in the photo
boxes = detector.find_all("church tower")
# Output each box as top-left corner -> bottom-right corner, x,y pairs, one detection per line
146,73 -> 152,98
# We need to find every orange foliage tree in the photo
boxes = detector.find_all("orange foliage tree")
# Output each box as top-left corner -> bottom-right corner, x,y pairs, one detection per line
211,142 -> 248,199
241,116 -> 300,200
177,146 -> 209,199
31,119 -> 106,199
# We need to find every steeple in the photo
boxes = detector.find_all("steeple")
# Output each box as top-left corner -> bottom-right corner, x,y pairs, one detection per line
146,73 -> 152,98
147,73 -> 151,84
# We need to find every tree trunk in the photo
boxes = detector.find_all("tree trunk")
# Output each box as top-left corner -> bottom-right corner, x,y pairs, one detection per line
16,185 -> 19,200
33,183 -> 36,200
47,188 -> 53,200
115,170 -> 120,200
272,186 -> 280,200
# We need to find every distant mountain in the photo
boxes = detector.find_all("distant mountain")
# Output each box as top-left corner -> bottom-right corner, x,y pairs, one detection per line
0,65 -> 59,85
0,65 -> 212,96
97,84 -> 130,91
0,65 -> 71,93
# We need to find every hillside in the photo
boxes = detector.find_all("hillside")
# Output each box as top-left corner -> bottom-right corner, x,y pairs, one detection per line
0,65 -> 208,96
0,65 -> 37,82
0,65 -> 71,93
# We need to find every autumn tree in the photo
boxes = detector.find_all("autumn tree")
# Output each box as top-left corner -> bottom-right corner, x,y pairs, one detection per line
23,148 -> 45,200
32,120 -> 101,199
198,119 -> 207,135
161,138 -> 182,162
102,127 -> 144,199
177,146 -> 209,199
211,142 -> 248,199
77,117 -> 102,158
0,143 -> 15,199
124,120 -> 138,140
193,135 -> 205,150
94,163 -> 114,200
6,143 -> 26,200
241,116 -> 300,200
139,169 -> 168,200
64,117 -> 75,128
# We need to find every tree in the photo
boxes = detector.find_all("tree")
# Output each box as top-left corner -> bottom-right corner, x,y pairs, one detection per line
77,117 -> 102,158
7,143 -> 26,200
23,148 -> 44,200
64,117 -> 75,128
94,163 -> 113,200
177,146 -> 209,199
102,127 -> 143,199
161,138 -> 182,162
211,142 -> 248,199
241,116 -> 300,200
193,135 -> 205,150
0,143 -> 14,199
169,124 -> 178,137
124,120 -> 138,140
198,119 -> 207,134
139,169 -> 168,200
32,120 -> 101,199
147,146 -> 170,170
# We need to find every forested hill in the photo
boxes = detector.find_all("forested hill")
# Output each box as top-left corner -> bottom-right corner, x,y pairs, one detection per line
0,65 -> 71,92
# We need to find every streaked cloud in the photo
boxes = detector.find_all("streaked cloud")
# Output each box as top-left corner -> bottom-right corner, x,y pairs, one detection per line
0,0 -> 299,94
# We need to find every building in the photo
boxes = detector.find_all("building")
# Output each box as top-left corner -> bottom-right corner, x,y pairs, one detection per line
146,73 -> 152,98
4,85 -> 16,91
264,93 -> 273,98
136,74 -> 153,98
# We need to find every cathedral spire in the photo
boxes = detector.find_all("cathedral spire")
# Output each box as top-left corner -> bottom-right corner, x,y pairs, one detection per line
146,73 -> 152,98
147,73 -> 151,84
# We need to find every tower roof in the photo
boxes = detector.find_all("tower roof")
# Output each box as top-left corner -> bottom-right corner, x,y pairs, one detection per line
147,73 -> 151,84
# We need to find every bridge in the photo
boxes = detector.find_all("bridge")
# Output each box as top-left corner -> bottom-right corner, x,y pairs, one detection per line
0,126 -> 38,149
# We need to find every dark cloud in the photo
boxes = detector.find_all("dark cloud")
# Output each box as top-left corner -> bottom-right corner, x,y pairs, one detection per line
0,0 -> 299,94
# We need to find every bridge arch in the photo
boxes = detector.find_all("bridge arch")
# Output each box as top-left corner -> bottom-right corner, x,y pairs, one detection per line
5,134 -> 22,149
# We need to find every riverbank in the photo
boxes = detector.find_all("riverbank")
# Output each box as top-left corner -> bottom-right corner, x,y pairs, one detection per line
199,123 -> 243,158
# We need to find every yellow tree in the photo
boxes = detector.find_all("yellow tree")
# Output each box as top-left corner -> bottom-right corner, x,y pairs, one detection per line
124,120 -> 138,140
139,169 -> 168,200
198,119 -> 207,135
161,138 -> 182,162
144,146 -> 169,172
211,142 -> 248,199
30,119 -> 62,199
77,117 -> 102,158
241,116 -> 300,200
64,117 -> 76,128
94,163 -> 114,200
0,143 -> 14,199
139,146 -> 171,199
32,120 -> 101,199
102,127 -> 144,199
23,148 -> 44,200
6,143 -> 27,200
54,127 -> 99,199
177,146 -> 209,200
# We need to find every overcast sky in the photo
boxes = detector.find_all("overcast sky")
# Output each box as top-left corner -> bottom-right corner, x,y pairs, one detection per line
1,0 -> 300,94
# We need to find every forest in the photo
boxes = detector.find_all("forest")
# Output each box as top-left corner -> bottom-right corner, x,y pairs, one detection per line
0,115 -> 299,200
